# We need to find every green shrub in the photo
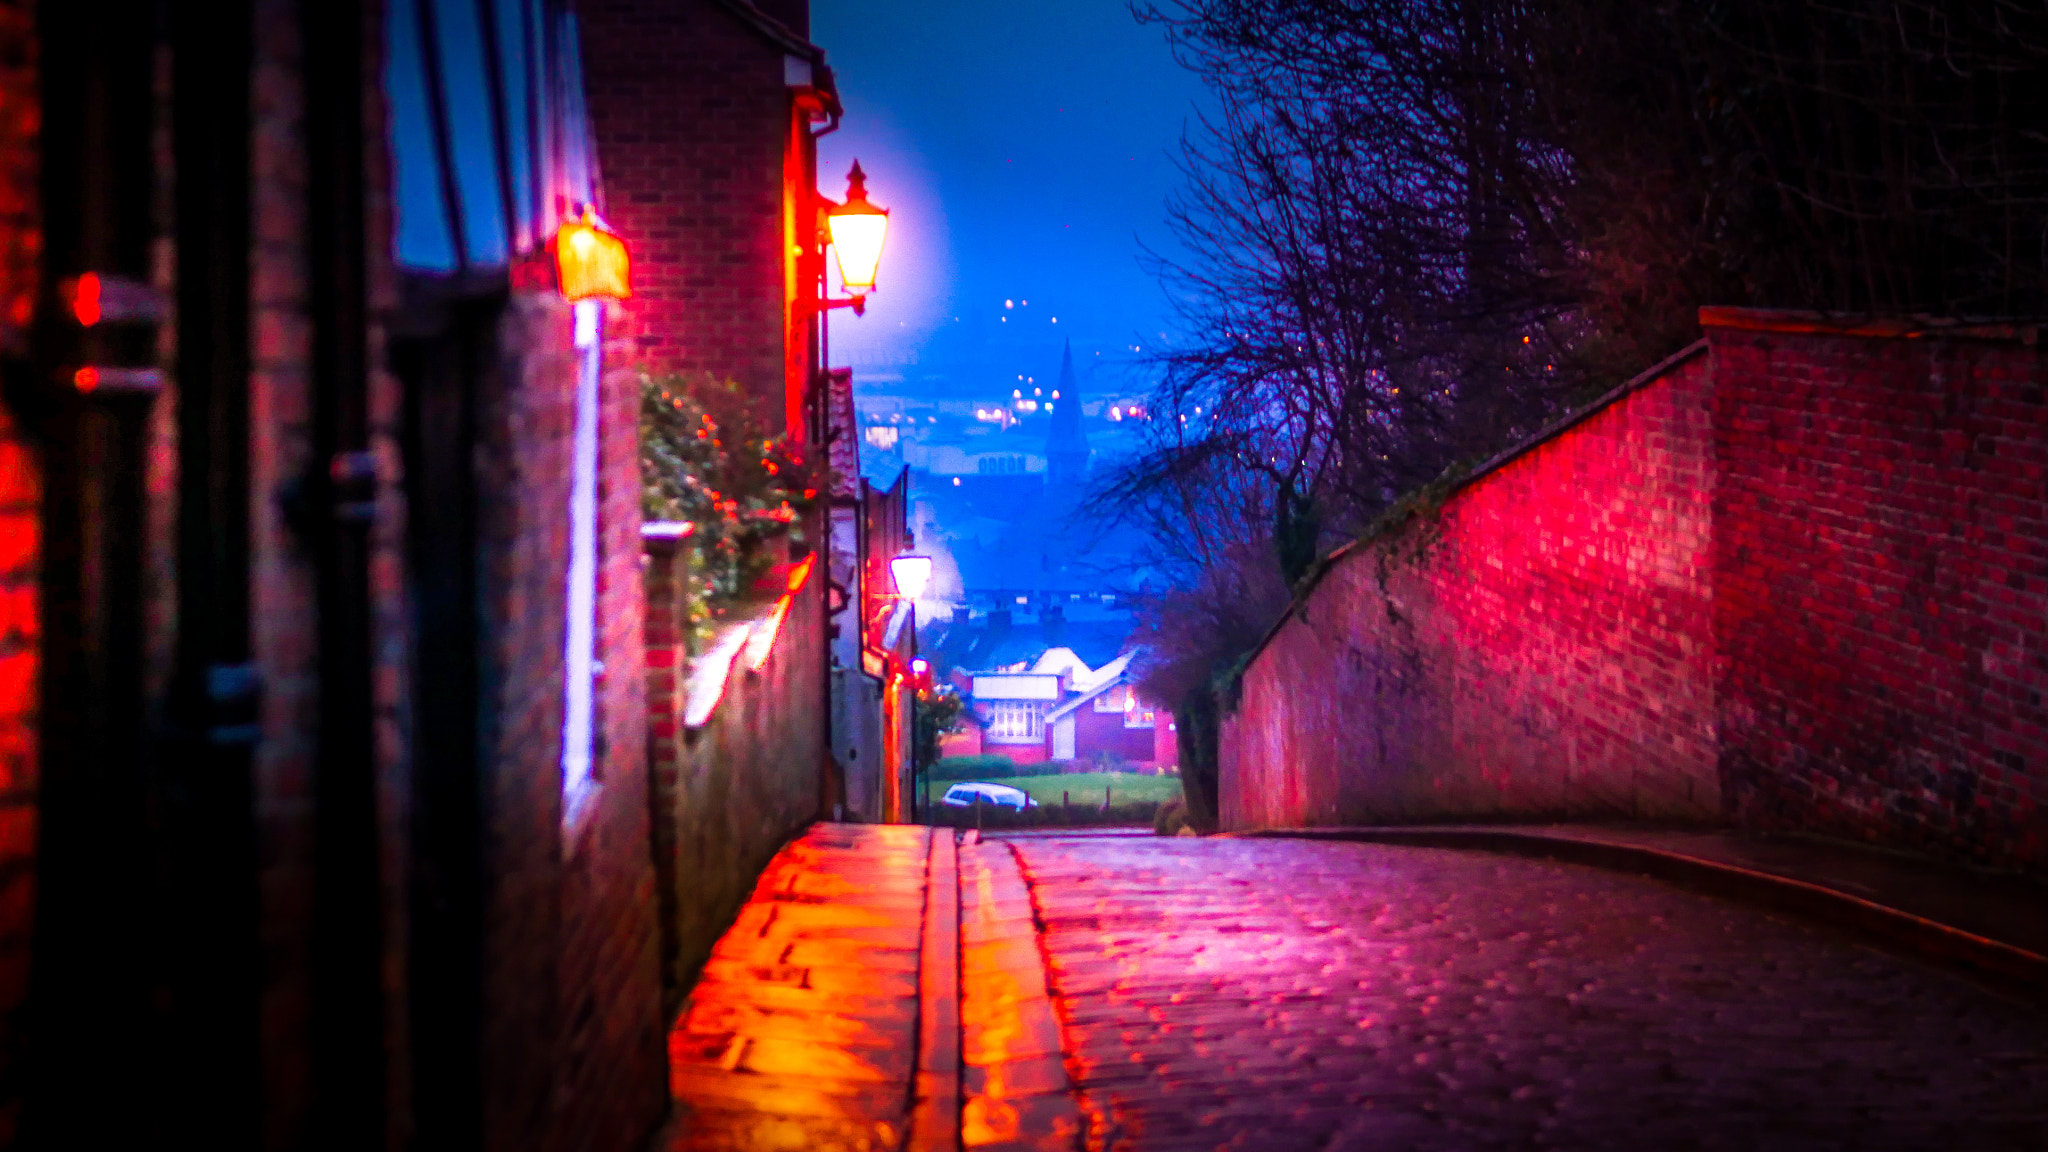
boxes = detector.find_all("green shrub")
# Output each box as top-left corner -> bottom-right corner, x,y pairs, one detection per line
640,372 -> 819,642
927,800 -> 1164,830
929,755 -> 1026,782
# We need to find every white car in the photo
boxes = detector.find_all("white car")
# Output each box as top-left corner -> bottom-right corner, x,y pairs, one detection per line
939,782 -> 1036,810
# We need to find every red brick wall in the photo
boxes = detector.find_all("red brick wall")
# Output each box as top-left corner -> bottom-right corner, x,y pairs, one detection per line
1068,705 -> 1158,765
472,296 -> 664,1152
0,405 -> 31,1151
581,0 -> 794,404
1708,315 -> 2048,869
1153,714 -> 1177,768
644,544 -> 824,1011
1223,346 -> 1720,829
0,4 -> 33,1141
988,742 -> 1049,768
1222,316 -> 2048,874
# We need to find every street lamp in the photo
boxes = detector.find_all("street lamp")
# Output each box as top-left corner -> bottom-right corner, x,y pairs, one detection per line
822,161 -> 889,316
889,554 -> 932,601
555,207 -> 631,301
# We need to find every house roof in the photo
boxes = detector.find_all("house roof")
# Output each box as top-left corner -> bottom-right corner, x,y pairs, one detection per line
926,613 -> 1131,674
1045,660 -> 1137,723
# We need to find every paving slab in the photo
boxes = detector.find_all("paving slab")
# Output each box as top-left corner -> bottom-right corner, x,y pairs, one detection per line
656,823 -> 931,1151
1010,832 -> 2048,1151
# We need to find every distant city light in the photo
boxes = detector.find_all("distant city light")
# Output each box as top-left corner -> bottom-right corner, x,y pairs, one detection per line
1005,299 -> 1014,308
1016,596 -> 1028,605
1051,317 -> 1058,324
1013,389 -> 1021,398
1051,390 -> 1060,399
952,477 -> 961,486
1033,388 -> 1041,397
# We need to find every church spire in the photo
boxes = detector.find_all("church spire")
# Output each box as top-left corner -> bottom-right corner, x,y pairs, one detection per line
1045,340 -> 1090,490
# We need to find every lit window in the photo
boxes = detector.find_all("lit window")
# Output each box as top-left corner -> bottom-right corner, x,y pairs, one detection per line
1093,685 -> 1130,713
988,701 -> 1044,741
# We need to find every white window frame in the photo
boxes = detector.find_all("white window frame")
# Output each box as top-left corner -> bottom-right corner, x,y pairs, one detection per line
562,299 -> 603,826
986,700 -> 1044,743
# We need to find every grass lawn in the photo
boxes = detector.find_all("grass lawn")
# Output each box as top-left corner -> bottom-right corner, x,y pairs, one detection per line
926,771 -> 1183,807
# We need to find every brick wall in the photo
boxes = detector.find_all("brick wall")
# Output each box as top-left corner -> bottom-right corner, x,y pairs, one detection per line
249,3 -> 324,1136
1068,705 -> 1159,765
473,295 -> 665,1152
1708,314 -> 2048,868
643,542 -> 823,1015
1222,315 -> 2048,874
0,406 -> 31,1152
1223,346 -> 1719,831
581,0 -> 793,402
0,4 -> 32,1141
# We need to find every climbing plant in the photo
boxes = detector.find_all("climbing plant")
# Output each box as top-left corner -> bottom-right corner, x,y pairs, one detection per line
639,371 -> 820,626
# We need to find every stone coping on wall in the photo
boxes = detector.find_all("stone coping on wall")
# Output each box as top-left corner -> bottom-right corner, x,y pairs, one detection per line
664,545 -> 817,729
1235,303 -> 2048,680
1699,305 -> 2045,343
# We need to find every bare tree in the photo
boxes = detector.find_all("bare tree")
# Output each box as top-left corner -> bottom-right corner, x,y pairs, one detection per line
1109,0 -> 2048,764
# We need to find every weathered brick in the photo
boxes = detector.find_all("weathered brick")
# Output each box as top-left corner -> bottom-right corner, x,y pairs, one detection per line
1221,316 -> 2048,874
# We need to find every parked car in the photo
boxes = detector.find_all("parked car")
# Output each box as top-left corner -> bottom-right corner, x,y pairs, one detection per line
939,782 -> 1036,810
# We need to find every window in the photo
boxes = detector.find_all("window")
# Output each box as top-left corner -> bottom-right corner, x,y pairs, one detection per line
562,299 -> 603,817
1125,708 -> 1155,730
1092,685 -> 1130,713
987,701 -> 1044,742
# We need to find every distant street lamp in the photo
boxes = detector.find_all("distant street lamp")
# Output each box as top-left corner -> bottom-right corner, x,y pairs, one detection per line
890,554 -> 932,601
821,161 -> 890,316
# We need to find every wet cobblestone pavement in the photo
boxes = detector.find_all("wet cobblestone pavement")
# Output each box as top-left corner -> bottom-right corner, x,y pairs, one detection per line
1012,834 -> 2048,1152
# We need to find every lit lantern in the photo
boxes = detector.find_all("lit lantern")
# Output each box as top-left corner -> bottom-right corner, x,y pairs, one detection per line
889,554 -> 932,600
555,208 -> 631,301
827,161 -> 889,296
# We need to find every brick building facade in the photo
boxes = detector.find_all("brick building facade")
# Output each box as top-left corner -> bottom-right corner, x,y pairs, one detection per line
581,0 -> 835,442
0,0 -> 839,1145
1222,310 -> 2046,875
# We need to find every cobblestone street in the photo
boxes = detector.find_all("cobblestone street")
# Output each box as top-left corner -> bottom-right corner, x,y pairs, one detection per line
666,826 -> 2048,1151
1017,834 -> 2048,1152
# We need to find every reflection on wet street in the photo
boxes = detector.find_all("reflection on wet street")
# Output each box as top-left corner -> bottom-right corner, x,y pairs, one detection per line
660,827 -> 2048,1151
659,824 -> 927,1151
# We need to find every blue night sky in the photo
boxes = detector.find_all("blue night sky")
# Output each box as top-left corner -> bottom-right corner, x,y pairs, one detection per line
811,1 -> 1212,397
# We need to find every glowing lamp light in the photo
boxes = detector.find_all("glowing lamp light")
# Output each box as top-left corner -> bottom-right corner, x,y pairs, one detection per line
889,554 -> 932,600
555,209 -> 631,302
72,273 -> 102,326
910,658 -> 930,676
827,161 -> 889,295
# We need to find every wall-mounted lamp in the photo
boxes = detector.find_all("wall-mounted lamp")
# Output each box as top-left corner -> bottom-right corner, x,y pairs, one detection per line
889,554 -> 932,600
820,161 -> 889,316
556,208 -> 631,302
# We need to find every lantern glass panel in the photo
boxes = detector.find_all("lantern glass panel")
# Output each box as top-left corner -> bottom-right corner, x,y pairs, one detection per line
829,211 -> 888,293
